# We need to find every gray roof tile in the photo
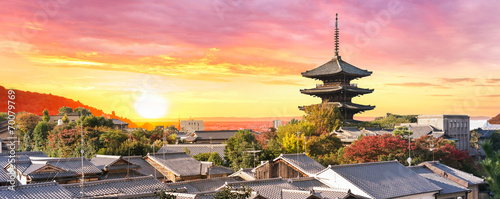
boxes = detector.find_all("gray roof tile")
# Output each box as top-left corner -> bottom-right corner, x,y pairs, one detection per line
0,181 -> 73,199
276,153 -> 326,176
157,144 -> 226,159
123,156 -> 165,178
324,161 -> 442,199
148,152 -> 201,176
166,176 -> 244,193
0,168 -> 10,183
224,178 -> 301,199
91,155 -> 140,171
62,175 -> 168,198
420,161 -> 485,185
312,187 -> 351,199
291,177 -> 329,191
409,166 -> 469,194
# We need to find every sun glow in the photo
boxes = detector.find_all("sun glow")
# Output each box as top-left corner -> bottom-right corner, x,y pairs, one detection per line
134,93 -> 169,119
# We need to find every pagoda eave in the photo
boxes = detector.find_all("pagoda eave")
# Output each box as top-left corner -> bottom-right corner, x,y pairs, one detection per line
300,86 -> 373,96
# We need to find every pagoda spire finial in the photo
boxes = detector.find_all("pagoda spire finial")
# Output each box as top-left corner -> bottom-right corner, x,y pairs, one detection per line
334,13 -> 340,57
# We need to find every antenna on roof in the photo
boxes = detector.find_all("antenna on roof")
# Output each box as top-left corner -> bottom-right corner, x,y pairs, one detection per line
334,13 -> 340,57
79,109 -> 85,198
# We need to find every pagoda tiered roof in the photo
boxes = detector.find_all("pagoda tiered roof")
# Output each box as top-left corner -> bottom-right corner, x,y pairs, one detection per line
301,56 -> 372,79
299,102 -> 375,112
300,85 -> 373,96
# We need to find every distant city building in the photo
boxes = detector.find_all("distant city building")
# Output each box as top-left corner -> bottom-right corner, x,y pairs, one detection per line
300,15 -> 374,122
272,120 -> 282,128
180,120 -> 204,135
187,130 -> 239,144
417,115 -> 470,151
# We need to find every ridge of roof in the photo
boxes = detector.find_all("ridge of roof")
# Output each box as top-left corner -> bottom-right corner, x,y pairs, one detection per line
62,175 -> 155,187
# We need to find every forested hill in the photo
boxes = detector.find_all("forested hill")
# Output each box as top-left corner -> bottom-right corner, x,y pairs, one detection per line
488,113 -> 500,124
0,85 -> 138,128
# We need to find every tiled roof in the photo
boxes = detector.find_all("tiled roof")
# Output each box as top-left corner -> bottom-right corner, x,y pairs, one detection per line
2,155 -> 33,172
408,125 -> 444,139
322,161 -> 442,199
323,102 -> 375,111
112,119 -> 128,125
275,153 -> 326,176
157,144 -> 226,159
229,168 -> 255,181
409,166 -> 469,194
34,157 -> 102,175
290,177 -> 329,191
62,175 -> 168,198
362,127 -> 393,136
312,187 -> 352,199
419,161 -> 485,185
166,176 -> 244,193
0,181 -> 73,199
91,154 -> 140,171
193,130 -> 239,140
100,170 -> 147,180
0,167 -> 10,183
147,152 -> 201,176
281,189 -> 316,198
302,57 -> 372,78
207,165 -> 234,175
123,156 -> 165,178
300,86 -> 373,95
223,178 -> 301,199
0,151 -> 48,158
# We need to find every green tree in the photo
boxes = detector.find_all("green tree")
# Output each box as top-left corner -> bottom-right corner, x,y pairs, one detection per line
74,107 -> 92,116
393,126 -> 413,139
489,131 -> 500,152
208,152 -> 224,166
62,114 -> 69,124
97,129 -> 129,155
224,130 -> 263,170
307,134 -> 342,158
0,112 -> 7,123
42,109 -> 50,122
304,104 -> 343,134
261,138 -> 282,161
481,140 -> 500,198
58,106 -> 73,116
213,185 -> 252,199
33,121 -> 51,150
470,130 -> 482,156
369,113 -> 416,128
22,130 -> 34,151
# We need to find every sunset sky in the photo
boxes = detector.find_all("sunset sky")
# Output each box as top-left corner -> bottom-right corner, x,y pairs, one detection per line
1,0 -> 499,121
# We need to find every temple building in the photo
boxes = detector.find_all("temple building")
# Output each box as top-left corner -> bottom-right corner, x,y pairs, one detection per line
300,14 -> 374,122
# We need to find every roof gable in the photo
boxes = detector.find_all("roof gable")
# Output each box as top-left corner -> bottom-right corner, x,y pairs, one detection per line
147,152 -> 201,176
419,161 -> 485,186
325,161 -> 441,198
275,153 -> 326,176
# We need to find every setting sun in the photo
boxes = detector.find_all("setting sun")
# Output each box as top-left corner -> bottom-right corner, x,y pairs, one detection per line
134,92 -> 169,119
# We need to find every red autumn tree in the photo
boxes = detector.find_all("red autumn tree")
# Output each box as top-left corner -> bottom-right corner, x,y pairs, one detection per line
343,134 -> 411,164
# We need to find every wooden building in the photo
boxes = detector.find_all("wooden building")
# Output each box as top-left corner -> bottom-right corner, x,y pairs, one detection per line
300,14 -> 374,122
254,153 -> 325,180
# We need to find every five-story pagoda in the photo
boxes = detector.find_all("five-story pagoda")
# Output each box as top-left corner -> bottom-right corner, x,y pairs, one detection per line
300,14 -> 375,122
